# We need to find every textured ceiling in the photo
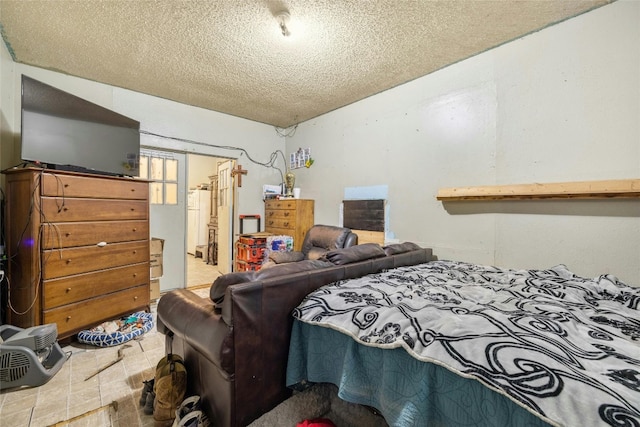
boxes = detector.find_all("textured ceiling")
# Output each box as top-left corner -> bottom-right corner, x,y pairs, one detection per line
0,0 -> 612,128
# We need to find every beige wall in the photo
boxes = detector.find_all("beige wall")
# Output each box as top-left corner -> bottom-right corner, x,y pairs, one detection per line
289,0 -> 640,284
1,1 -> 638,285
0,31 -> 19,182
0,52 -> 284,222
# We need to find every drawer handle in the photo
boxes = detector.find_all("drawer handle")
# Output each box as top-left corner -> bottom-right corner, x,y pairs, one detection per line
132,228 -> 137,232
130,208 -> 135,212
283,222 -> 289,227
66,259 -> 72,264
268,220 -> 274,226
134,296 -> 138,301
66,288 -> 71,293
64,184 -> 69,188
284,212 -> 290,217
133,273 -> 137,277
133,250 -> 137,255
66,316 -> 71,321
63,207 -> 68,212
65,232 -> 71,237
268,211 -> 274,217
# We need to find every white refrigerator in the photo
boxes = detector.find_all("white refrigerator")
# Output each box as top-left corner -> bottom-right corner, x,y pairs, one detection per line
187,189 -> 211,255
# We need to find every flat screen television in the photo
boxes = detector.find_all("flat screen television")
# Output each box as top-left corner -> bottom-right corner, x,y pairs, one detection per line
20,75 -> 140,177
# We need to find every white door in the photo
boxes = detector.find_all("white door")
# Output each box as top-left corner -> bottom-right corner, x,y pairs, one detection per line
142,149 -> 186,292
217,159 -> 235,274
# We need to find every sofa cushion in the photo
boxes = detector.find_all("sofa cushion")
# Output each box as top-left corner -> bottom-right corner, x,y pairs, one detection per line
269,251 -> 305,264
212,260 -> 333,305
383,242 -> 422,256
210,271 -> 255,304
306,248 -> 329,260
323,243 -> 386,265
301,225 -> 352,255
254,259 -> 333,280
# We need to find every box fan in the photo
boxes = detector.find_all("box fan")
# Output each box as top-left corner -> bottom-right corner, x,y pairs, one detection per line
0,323 -> 67,389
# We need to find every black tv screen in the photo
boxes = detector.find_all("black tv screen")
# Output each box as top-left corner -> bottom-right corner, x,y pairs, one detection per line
21,75 -> 140,176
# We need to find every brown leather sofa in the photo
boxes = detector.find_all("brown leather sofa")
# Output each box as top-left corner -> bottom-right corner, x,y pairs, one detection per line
157,242 -> 433,427
266,224 -> 359,264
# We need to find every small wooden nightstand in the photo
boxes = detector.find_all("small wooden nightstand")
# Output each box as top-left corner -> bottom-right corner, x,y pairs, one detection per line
264,199 -> 314,251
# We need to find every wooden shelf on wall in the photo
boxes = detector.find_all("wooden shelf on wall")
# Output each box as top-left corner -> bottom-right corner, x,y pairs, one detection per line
437,179 -> 640,201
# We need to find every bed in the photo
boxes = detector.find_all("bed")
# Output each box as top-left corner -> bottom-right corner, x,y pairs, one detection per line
286,260 -> 640,427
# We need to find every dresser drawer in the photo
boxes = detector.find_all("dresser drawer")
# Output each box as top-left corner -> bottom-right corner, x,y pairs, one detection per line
44,284 -> 150,338
265,217 -> 296,230
41,220 -> 149,249
265,199 -> 298,210
265,208 -> 297,221
41,197 -> 148,222
43,262 -> 149,309
41,173 -> 148,200
42,241 -> 149,279
263,227 -> 294,238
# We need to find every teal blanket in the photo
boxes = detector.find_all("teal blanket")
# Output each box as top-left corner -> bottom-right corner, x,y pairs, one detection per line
288,261 -> 640,426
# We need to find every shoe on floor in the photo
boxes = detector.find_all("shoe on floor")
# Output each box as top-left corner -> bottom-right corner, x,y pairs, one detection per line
153,355 -> 187,426
144,391 -> 155,415
140,379 -> 155,407
177,410 -> 203,427
172,395 -> 201,427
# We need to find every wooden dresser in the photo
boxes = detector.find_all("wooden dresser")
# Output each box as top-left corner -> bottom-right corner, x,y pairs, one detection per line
264,199 -> 314,251
4,168 -> 150,339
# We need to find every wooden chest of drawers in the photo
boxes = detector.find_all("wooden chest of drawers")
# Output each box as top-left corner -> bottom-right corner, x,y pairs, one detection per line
264,199 -> 314,251
4,168 -> 151,339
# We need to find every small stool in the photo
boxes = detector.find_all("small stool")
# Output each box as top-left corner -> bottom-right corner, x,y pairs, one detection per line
239,214 -> 261,234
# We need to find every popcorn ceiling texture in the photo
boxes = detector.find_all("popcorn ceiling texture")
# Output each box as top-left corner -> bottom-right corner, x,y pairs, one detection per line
0,0 -> 611,128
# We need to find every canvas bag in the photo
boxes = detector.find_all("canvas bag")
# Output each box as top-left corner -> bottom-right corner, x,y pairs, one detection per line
153,354 -> 187,427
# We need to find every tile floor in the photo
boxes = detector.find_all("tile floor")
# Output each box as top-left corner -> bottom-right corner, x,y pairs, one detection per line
0,309 -> 165,427
0,257 -> 383,427
0,256 -> 218,427
187,254 -> 221,288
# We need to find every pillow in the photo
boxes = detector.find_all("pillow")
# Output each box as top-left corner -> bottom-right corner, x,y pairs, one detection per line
323,243 -> 386,265
383,242 -> 421,256
210,271 -> 255,304
269,251 -> 305,264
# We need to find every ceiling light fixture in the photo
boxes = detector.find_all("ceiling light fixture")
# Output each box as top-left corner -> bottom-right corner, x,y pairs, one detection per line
276,11 -> 291,37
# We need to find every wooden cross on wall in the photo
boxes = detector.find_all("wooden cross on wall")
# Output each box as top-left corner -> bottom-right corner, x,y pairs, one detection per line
231,164 -> 248,187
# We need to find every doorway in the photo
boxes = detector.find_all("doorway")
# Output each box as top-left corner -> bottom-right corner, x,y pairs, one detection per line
186,154 -> 234,288
144,148 -> 235,292
142,149 -> 187,293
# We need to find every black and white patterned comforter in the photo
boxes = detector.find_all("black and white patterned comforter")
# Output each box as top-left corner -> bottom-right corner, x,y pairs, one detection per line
292,261 -> 640,427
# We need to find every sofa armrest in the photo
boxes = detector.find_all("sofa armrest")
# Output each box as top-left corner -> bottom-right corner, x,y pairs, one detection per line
157,289 -> 234,374
344,232 -> 358,248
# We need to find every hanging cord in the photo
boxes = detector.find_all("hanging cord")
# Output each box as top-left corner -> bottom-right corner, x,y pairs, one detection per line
8,171 -> 65,316
139,129 -> 286,185
275,123 -> 298,138
0,186 -> 5,260
8,172 -> 43,316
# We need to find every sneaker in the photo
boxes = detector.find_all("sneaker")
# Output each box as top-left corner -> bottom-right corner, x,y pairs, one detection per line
140,379 -> 155,407
172,396 -> 201,427
177,410 -> 204,427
